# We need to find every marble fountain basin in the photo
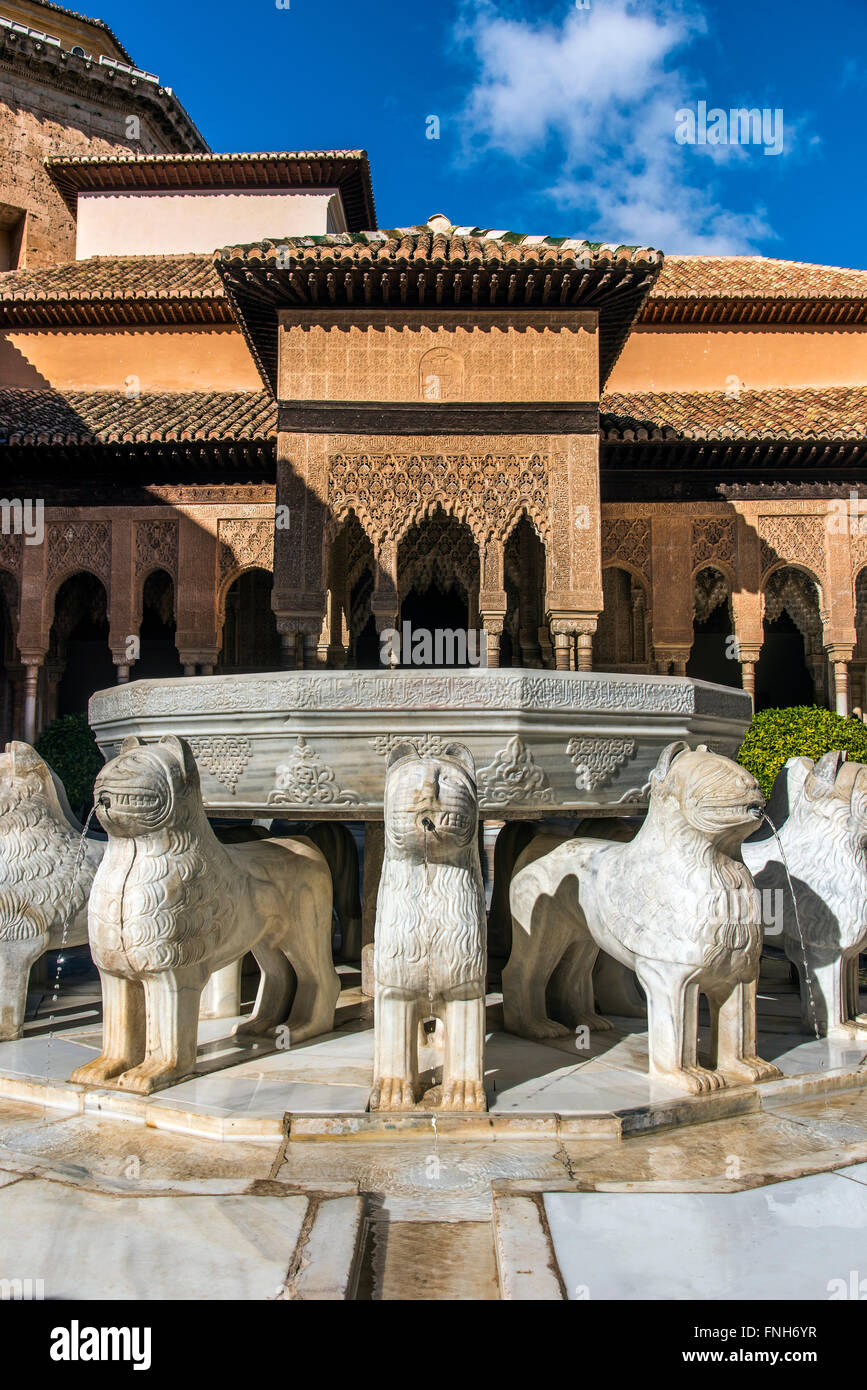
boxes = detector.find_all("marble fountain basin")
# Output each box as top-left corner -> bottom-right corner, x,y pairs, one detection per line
88,669 -> 752,820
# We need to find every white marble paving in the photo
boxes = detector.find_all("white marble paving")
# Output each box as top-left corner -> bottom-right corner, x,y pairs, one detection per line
2,993 -> 864,1127
833,1161 -> 867,1186
545,1171 -> 867,1300
0,1035 -> 99,1081
152,1074 -> 371,1117
0,1180 -> 308,1299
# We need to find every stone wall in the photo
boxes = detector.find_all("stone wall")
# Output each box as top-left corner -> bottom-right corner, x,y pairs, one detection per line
0,67 -> 173,268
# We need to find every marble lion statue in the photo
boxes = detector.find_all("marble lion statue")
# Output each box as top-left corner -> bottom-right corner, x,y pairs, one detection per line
743,751 -> 867,1037
70,734 -> 340,1095
0,741 -> 104,1041
504,742 -> 782,1094
371,742 -> 487,1112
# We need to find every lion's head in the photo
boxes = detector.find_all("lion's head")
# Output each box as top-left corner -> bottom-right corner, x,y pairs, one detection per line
775,750 -> 867,858
650,741 -> 764,850
95,734 -> 201,839
0,740 -> 81,832
383,742 -> 478,864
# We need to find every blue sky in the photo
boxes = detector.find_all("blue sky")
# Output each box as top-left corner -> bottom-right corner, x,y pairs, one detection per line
98,0 -> 865,265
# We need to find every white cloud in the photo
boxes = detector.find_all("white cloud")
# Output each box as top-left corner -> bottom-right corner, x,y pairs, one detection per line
454,0 -> 780,254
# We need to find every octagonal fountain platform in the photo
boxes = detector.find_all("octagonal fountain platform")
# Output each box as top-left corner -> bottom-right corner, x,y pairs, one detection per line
87,667 -> 752,819
4,666 -> 861,1149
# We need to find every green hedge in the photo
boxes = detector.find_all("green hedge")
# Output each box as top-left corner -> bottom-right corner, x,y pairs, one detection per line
34,713 -> 105,820
737,705 -> 867,799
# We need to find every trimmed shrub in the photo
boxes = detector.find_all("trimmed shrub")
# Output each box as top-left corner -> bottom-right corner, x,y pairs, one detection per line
737,705 -> 867,799
34,713 -> 105,820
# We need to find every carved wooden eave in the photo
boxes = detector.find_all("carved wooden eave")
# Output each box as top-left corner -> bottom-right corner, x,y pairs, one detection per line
47,151 -> 377,229
1,438 -> 276,502
214,231 -> 664,396
601,435 -> 867,502
641,295 -> 867,327
0,293 -> 232,329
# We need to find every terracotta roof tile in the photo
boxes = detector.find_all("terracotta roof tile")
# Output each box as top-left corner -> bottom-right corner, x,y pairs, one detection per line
0,388 -> 276,445
0,253 -> 220,301
0,255 -> 227,325
644,256 -> 867,324
652,255 -> 867,300
601,386 -> 867,441
218,225 -> 661,270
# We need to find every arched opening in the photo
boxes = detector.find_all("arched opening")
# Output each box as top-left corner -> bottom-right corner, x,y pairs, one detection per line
0,572 -> 17,744
51,573 -> 113,718
219,568 -> 281,673
504,514 -> 548,668
136,570 -> 183,680
594,566 -> 648,670
397,510 -> 479,667
686,567 -> 740,688
756,567 -> 824,710
334,513 -> 377,669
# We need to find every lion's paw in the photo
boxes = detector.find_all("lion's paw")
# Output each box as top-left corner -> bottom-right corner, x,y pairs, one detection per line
113,1058 -> 188,1095
370,1077 -> 417,1111
70,1055 -> 134,1087
575,1012 -> 614,1032
662,1065 -> 728,1095
725,1055 -> 783,1085
524,1018 -> 572,1040
441,1079 -> 486,1112
233,1017 -> 274,1040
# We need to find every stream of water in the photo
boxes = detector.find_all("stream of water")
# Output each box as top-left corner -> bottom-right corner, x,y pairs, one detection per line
43,803 -> 99,1094
760,812 -> 821,1042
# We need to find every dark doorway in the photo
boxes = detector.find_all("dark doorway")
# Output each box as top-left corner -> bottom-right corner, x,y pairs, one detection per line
52,573 -> 114,716
755,609 -> 815,710
136,570 -> 183,680
687,603 -> 741,688
219,569 -> 281,672
399,583 -> 470,666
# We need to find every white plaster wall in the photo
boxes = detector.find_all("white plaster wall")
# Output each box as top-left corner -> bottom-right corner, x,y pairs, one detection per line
75,189 -> 347,258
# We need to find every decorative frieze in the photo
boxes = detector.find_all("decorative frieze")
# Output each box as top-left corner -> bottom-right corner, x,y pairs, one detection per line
47,521 -> 111,584
187,735 -> 252,795
218,518 -> 276,580
478,737 -> 554,805
692,517 -> 736,571
268,737 -> 360,806
759,515 -> 827,580
601,518 -> 650,579
328,451 -> 550,544
135,520 -> 178,579
566,736 -> 638,791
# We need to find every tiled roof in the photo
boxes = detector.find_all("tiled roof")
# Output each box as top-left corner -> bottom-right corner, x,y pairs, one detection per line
217,226 -> 663,392
0,254 -> 227,325
644,256 -> 867,323
219,225 -> 660,267
601,387 -> 867,441
0,389 -> 276,444
47,151 -> 377,232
